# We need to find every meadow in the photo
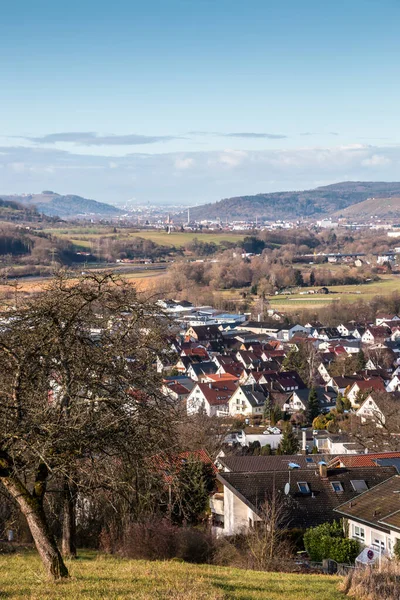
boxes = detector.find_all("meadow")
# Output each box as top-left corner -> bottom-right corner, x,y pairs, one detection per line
0,551 -> 345,600
268,274 -> 400,312
43,227 -> 246,249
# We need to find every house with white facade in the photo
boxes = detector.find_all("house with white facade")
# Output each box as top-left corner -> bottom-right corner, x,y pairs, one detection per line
186,381 -> 236,417
228,384 -> 268,416
361,326 -> 390,345
356,391 -> 400,427
335,475 -> 400,557
211,464 -> 396,537
346,378 -> 386,408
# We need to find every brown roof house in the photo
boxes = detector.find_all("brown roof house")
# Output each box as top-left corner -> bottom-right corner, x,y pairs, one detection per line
211,463 -> 396,536
334,475 -> 400,557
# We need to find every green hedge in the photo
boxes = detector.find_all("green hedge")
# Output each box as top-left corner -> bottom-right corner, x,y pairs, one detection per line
303,521 -> 360,563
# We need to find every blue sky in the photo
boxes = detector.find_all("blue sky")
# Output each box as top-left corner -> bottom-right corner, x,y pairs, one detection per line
1,0 -> 399,205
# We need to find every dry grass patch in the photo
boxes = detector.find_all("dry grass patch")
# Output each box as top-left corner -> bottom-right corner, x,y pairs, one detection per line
0,550 -> 346,600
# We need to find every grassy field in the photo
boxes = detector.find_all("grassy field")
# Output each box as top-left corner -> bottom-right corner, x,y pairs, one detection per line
268,274 -> 400,311
44,228 -> 246,249
0,551 -> 345,600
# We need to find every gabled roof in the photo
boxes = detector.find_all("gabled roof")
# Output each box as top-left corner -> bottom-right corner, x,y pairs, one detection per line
364,326 -> 390,338
349,378 -> 385,392
235,384 -> 268,407
165,381 -> 191,396
188,361 -> 218,376
187,325 -> 223,339
328,451 -> 400,468
195,381 -> 237,406
219,454 -> 336,472
153,449 -> 217,485
218,466 -> 396,529
334,475 -> 400,533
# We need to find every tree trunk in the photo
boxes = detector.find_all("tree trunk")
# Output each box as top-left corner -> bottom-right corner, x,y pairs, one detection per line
61,479 -> 77,558
1,476 -> 69,579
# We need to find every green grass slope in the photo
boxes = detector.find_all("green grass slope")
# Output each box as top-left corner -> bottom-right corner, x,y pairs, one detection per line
0,551 -> 345,600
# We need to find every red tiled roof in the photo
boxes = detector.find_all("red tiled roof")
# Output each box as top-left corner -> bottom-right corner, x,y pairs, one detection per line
328,451 -> 400,468
152,449 -> 217,484
196,381 -> 236,406
166,382 -> 191,395
206,373 -> 240,383
351,378 -> 385,392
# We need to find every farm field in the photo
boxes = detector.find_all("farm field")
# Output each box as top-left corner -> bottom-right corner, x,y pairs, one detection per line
43,228 -> 246,249
0,551 -> 345,600
0,269 -> 163,296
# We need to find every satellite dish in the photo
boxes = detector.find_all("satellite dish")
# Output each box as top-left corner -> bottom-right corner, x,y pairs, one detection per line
284,482 -> 290,495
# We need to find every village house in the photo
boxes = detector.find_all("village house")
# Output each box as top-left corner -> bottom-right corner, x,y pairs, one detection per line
356,391 -> 400,427
187,361 -> 218,381
334,475 -> 400,557
284,387 -> 337,414
361,326 -> 390,345
186,381 -> 236,417
346,378 -> 386,407
228,384 -> 268,416
211,463 -> 396,536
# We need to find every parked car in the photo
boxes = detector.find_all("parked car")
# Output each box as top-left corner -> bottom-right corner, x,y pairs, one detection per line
263,427 -> 281,435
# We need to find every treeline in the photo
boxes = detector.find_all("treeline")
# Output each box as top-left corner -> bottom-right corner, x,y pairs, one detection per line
162,248 -> 376,299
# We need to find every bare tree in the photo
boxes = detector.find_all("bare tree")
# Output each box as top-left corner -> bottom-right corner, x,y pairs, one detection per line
0,272 -> 176,579
342,392 -> 400,451
246,490 -> 292,570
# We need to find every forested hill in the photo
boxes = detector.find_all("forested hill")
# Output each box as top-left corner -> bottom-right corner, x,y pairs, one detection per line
0,197 -> 58,223
0,191 -> 124,219
182,181 -> 400,221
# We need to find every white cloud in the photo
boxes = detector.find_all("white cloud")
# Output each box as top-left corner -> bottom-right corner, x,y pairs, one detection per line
174,157 -> 194,170
361,154 -> 392,167
0,143 -> 399,205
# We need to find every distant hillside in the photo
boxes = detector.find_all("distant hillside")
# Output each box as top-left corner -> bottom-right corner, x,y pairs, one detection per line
333,196 -> 400,219
0,191 -> 124,219
182,182 -> 400,221
0,197 -> 57,223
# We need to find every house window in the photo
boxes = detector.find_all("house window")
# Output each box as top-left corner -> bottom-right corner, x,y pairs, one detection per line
351,480 -> 368,492
353,525 -> 365,540
297,482 -> 310,494
373,538 -> 385,551
331,481 -> 344,492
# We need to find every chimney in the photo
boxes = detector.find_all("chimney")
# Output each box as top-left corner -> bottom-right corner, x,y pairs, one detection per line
209,383 -> 212,389
258,313 -> 261,323
319,463 -> 328,478
302,430 -> 307,452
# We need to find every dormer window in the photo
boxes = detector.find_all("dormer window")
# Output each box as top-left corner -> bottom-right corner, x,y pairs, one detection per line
351,480 -> 368,492
331,481 -> 344,492
297,482 -> 310,494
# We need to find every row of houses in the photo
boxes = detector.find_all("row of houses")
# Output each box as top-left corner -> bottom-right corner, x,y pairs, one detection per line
210,451 -> 400,559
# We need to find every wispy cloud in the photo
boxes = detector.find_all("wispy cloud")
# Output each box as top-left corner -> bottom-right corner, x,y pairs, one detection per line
222,132 -> 287,139
24,132 -> 182,146
0,143 -> 398,205
300,132 -> 339,137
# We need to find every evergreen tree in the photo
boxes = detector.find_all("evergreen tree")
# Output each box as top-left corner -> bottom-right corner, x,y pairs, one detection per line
260,444 -> 272,456
306,387 -> 320,423
356,349 -> 366,371
309,270 -> 316,286
279,423 -> 300,454
336,393 -> 344,413
282,346 -> 309,384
